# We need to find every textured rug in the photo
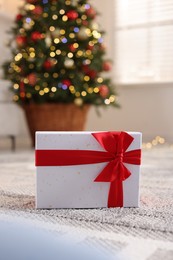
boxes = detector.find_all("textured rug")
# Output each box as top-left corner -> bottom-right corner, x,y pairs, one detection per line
0,147 -> 173,260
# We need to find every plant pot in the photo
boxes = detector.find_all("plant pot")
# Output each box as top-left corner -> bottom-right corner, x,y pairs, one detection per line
23,103 -> 90,147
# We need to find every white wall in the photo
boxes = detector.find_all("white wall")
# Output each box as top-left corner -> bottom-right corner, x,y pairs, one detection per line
0,0 -> 173,149
87,0 -> 173,142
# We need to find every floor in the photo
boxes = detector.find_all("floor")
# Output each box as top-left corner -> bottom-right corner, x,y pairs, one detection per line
0,147 -> 173,260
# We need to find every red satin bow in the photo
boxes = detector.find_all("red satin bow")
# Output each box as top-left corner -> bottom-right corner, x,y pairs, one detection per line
92,131 -> 141,207
35,132 -> 141,207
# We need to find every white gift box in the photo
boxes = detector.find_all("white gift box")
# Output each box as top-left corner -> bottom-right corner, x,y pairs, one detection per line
35,131 -> 142,209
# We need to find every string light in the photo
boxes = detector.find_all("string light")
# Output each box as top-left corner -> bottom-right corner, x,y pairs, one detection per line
29,4 -> 35,11
54,38 -> 60,44
56,49 -> 61,55
93,87 -> 99,93
142,136 -> 166,149
26,93 -> 31,98
67,52 -> 73,58
44,87 -> 49,93
53,73 -> 58,78
74,98 -> 83,106
69,85 -> 75,93
97,77 -> 103,83
50,46 -> 56,51
81,14 -> 87,20
62,15 -> 68,22
23,53 -> 28,59
13,95 -> 19,101
43,13 -> 48,18
14,53 -> 22,62
85,50 -> 92,56
69,33 -> 75,39
77,50 -> 83,57
73,43 -> 79,48
23,78 -> 29,84
19,28 -> 25,34
60,29 -> 65,35
84,76 -> 90,82
51,6 -> 56,11
30,52 -> 35,58
52,14 -> 58,20
50,51 -> 56,57
65,0 -> 71,5
39,90 -> 44,95
29,64 -> 34,69
104,99 -> 110,105
13,83 -> 19,89
59,9 -> 65,15
87,87 -> 93,93
44,72 -> 49,78
76,18 -> 82,24
81,91 -> 87,96
49,26 -> 55,32
109,95 -> 115,103
35,85 -> 40,91
51,87 -> 57,92
75,91 -> 80,97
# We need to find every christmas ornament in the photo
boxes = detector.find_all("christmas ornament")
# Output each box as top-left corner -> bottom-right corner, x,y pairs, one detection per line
32,6 -> 43,16
31,31 -> 43,41
16,35 -> 27,47
77,27 -> 88,40
62,79 -> 71,87
16,14 -> 23,21
64,58 -> 74,68
99,85 -> 109,98
71,0 -> 78,6
86,7 -> 96,18
103,61 -> 112,71
82,20 -> 88,26
87,44 -> 94,51
69,44 -> 76,52
74,97 -> 83,106
51,28 -> 60,38
45,34 -> 52,47
66,10 -> 78,20
27,73 -> 37,86
82,64 -> 89,73
43,59 -> 54,70
87,69 -> 97,79
23,20 -> 34,30
90,22 -> 99,30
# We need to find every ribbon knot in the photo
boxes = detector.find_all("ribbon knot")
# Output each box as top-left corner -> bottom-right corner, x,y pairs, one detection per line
115,152 -> 123,162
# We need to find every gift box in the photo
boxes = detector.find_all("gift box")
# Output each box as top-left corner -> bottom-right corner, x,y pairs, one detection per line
35,131 -> 142,209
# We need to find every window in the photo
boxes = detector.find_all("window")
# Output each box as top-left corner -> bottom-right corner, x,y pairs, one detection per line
114,0 -> 173,84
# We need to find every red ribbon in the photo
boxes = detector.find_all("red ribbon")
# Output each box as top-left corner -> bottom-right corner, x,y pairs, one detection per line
35,131 -> 141,207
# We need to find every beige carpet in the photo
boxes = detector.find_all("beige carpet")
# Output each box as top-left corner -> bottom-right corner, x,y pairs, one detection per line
0,147 -> 173,259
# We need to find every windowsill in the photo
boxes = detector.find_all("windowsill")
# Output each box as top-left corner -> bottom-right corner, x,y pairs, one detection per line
115,82 -> 173,88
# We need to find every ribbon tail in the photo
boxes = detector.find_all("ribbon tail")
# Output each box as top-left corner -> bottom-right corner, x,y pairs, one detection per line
108,180 -> 123,207
94,161 -> 118,182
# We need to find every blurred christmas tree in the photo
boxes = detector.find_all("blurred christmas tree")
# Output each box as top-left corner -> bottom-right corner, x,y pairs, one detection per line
3,0 -> 118,108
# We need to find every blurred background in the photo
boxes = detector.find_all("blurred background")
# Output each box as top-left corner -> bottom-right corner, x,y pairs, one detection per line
0,0 -> 173,149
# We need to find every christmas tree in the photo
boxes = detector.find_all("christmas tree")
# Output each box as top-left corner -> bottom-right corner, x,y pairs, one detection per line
3,0 -> 118,108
